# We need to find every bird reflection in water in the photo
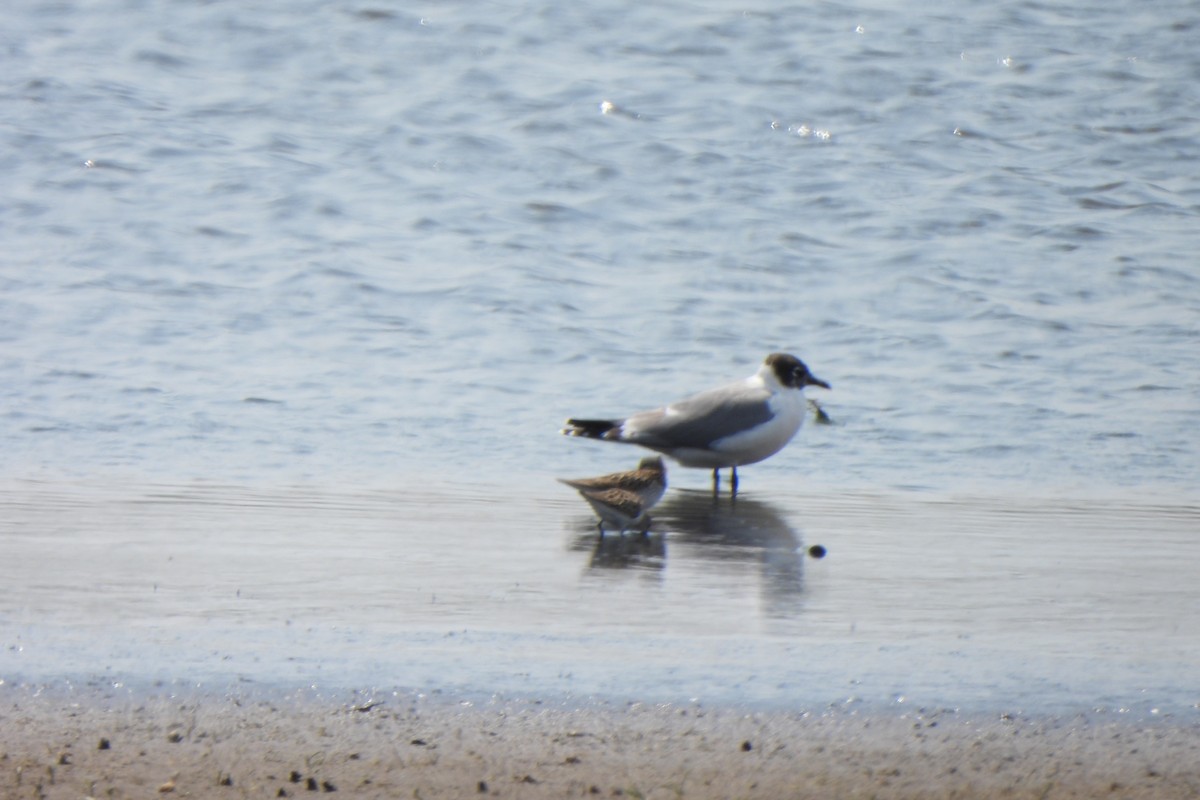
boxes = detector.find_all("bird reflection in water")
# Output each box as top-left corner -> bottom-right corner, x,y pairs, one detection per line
567,489 -> 810,621
663,489 -> 808,620
583,529 -> 667,571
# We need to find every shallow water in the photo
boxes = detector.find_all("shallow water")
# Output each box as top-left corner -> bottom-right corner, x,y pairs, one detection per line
2,0 -> 1198,713
3,480 -> 1197,715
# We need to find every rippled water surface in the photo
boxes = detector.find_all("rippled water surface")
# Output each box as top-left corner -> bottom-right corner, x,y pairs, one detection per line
2,0 -> 1198,712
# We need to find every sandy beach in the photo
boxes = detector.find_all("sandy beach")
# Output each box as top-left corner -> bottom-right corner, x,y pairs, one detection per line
3,682 -> 1198,799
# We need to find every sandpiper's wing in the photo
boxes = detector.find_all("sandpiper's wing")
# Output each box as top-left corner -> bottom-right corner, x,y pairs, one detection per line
558,469 -> 655,493
557,457 -> 665,492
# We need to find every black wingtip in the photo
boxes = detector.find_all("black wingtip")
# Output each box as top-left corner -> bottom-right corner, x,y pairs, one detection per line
562,418 -> 619,439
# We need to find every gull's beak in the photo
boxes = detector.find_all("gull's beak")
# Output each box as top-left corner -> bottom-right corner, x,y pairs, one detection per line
806,373 -> 831,390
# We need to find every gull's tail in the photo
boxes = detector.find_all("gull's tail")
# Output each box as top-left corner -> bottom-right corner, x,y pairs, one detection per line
561,418 -> 621,440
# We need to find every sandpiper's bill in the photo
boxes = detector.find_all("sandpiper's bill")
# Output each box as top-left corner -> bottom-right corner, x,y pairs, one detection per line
562,353 -> 829,494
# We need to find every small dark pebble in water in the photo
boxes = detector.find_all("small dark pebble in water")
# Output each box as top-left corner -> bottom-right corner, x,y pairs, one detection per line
219,773 -> 233,786
277,790 -> 289,798
741,740 -> 753,752
808,545 -> 827,559
98,737 -> 111,750
321,780 -> 336,792
290,771 -> 303,783
477,781 -> 488,793
306,776 -> 318,791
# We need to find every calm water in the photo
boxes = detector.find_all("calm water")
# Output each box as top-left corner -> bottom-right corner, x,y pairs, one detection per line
2,1 -> 1198,712
4,481 -> 1198,713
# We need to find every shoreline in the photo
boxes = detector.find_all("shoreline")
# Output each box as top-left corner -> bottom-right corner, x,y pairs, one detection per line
2,681 -> 1197,799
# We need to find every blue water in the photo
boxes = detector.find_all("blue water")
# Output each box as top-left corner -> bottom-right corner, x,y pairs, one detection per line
4,0 -> 1198,492
2,1 -> 1198,714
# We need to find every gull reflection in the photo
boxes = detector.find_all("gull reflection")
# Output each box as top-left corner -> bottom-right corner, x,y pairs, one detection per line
566,489 -> 809,621
659,489 -> 807,620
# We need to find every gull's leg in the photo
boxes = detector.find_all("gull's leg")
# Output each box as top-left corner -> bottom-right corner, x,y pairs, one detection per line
730,467 -> 739,497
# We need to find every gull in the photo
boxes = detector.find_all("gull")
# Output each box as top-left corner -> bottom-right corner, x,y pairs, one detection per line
557,456 -> 667,508
577,487 -> 652,536
562,353 -> 829,494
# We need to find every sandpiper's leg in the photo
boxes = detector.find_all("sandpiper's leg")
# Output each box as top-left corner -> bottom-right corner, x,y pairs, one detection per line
712,468 -> 721,494
730,467 -> 739,497
596,520 -> 606,537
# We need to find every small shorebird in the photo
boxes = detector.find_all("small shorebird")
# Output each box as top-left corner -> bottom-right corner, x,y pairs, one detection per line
557,456 -> 667,508
562,353 -> 829,494
577,487 -> 652,535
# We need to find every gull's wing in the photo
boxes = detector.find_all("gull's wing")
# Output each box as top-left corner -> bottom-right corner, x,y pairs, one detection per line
620,381 -> 774,449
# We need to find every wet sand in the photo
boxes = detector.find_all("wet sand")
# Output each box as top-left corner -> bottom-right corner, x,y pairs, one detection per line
3,682 -> 1198,800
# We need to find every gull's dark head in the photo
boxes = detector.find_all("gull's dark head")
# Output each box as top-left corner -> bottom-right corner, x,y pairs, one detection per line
766,352 -> 830,390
